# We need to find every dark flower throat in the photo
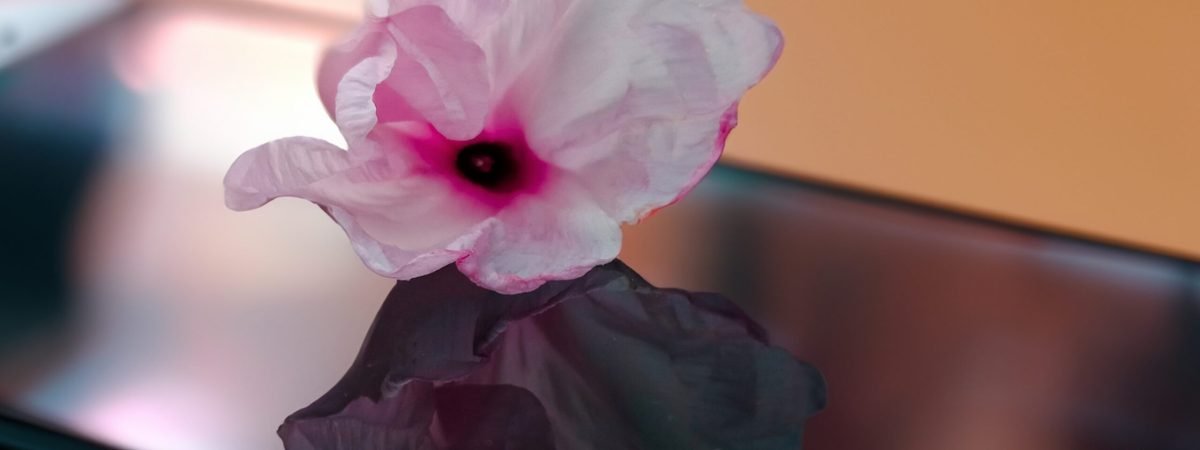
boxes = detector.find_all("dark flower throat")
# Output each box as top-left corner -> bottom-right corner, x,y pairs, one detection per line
456,142 -> 517,189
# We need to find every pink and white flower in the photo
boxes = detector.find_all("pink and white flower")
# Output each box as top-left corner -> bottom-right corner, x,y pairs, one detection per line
225,0 -> 783,293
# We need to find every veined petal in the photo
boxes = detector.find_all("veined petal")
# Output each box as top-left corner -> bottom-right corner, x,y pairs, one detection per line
511,0 -> 780,145
571,106 -> 738,224
456,178 -> 621,294
369,0 -> 566,99
335,38 -> 400,147
376,5 -> 491,140
316,25 -> 393,127
638,0 -> 783,106
370,0 -> 510,36
319,5 -> 492,143
224,137 -> 359,211
501,0 -> 781,223
474,0 -> 570,99
318,170 -> 494,280
225,137 -> 493,281
329,205 -> 481,282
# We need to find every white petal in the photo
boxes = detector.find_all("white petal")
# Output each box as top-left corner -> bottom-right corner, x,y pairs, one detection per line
499,0 -> 780,224
334,36 -> 399,146
456,178 -> 622,294
320,6 -> 493,143
372,0 -> 512,35
376,6 -> 491,140
316,24 -> 393,127
225,136 -> 494,280
571,107 -> 737,224
317,169 -> 494,279
329,205 -> 483,281
224,137 -> 358,211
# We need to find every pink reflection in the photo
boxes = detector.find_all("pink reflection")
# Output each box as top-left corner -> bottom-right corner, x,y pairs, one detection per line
18,3 -> 390,449
77,382 -> 226,450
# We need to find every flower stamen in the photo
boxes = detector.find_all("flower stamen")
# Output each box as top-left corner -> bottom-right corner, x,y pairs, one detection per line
456,142 -> 517,189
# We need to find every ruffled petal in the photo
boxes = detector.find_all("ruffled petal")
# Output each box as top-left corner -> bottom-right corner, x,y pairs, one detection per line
369,0 -> 511,37
224,136 -> 493,281
472,0 -> 571,98
329,203 -> 482,282
278,262 -> 825,450
318,5 -> 492,142
637,0 -> 784,106
512,0 -> 781,138
334,37 -> 400,147
224,137 -> 359,211
370,0 -> 567,98
314,166 -> 495,280
375,6 -> 492,140
316,25 -> 394,132
455,178 -> 622,294
502,0 -> 781,223
570,106 -> 739,223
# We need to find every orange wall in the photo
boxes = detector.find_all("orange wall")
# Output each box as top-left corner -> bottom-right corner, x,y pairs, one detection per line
733,0 -> 1200,259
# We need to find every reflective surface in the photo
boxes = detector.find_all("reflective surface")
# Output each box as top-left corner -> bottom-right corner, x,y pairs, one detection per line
1,4 -> 1198,450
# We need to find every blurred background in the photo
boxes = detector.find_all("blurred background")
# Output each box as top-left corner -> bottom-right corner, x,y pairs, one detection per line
1,0 -> 1198,449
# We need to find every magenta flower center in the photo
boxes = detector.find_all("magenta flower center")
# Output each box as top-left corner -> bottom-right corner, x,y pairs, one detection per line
456,142 -> 517,190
